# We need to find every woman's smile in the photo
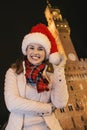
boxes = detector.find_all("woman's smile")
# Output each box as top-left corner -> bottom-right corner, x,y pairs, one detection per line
30,54 -> 40,60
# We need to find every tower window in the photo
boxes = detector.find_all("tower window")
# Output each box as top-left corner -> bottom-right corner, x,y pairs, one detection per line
63,36 -> 66,38
70,86 -> 74,91
68,105 -> 73,111
60,108 -> 65,113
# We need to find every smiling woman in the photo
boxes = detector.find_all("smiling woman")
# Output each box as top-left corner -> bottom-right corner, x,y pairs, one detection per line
4,23 -> 69,130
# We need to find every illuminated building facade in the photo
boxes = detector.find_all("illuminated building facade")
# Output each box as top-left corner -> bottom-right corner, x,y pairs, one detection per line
45,1 -> 87,129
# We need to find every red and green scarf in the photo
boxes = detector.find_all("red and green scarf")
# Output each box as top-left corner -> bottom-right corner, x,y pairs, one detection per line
25,59 -> 49,93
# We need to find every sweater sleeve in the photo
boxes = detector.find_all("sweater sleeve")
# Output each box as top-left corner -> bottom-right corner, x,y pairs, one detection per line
4,68 -> 52,115
51,64 -> 69,108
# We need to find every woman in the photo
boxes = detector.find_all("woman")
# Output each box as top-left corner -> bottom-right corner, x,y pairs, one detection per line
4,23 -> 69,130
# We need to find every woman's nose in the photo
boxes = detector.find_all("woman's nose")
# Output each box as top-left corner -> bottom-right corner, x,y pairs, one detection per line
34,49 -> 38,54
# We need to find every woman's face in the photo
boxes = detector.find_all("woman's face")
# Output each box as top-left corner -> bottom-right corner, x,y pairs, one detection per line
26,43 -> 46,65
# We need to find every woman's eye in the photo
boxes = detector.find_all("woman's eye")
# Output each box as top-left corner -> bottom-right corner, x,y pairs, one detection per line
30,47 -> 34,49
28,46 -> 34,50
38,47 -> 44,51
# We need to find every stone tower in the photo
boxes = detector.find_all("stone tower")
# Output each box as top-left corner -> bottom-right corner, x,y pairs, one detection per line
45,1 -> 78,63
45,1 -> 87,129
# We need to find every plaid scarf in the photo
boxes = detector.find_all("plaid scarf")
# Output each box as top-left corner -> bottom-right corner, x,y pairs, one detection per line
25,59 -> 49,93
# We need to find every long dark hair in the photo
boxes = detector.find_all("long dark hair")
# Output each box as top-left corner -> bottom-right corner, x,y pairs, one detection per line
11,56 -> 26,74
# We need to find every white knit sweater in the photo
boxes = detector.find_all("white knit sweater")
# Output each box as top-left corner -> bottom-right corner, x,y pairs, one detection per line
4,61 -> 69,130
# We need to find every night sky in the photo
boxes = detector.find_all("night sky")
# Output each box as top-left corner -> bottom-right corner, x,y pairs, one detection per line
0,0 -> 87,127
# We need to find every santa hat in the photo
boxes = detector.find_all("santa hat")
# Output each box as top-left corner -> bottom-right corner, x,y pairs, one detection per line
22,23 -> 61,64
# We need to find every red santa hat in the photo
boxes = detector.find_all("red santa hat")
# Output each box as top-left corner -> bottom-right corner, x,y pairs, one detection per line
22,23 -> 61,64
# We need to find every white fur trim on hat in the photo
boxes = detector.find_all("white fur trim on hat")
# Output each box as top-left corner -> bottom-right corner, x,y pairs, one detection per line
22,32 -> 51,59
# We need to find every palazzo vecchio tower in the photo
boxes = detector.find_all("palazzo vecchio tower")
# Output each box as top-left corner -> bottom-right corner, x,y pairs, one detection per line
45,1 -> 87,130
